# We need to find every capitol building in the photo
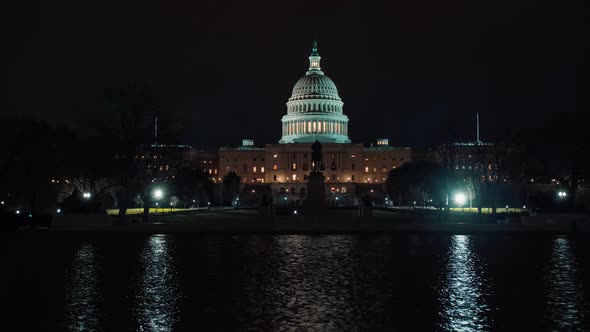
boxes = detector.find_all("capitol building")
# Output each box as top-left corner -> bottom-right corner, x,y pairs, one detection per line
218,41 -> 411,205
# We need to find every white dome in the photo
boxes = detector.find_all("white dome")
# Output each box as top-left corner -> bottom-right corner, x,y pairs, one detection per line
289,74 -> 341,102
279,41 -> 350,144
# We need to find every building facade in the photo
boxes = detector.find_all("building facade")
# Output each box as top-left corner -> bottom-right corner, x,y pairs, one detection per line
218,41 -> 411,205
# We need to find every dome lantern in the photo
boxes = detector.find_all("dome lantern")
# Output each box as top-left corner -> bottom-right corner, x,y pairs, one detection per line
307,39 -> 323,75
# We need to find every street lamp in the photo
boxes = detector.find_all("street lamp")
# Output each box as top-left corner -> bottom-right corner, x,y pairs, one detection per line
454,192 -> 467,212
153,188 -> 163,200
557,191 -> 567,199
83,192 -> 91,199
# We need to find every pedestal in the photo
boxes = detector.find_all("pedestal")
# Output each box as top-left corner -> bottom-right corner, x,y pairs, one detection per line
303,171 -> 326,216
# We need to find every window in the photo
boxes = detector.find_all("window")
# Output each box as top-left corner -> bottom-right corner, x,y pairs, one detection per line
341,187 -> 347,193
382,167 -> 387,173
332,175 -> 336,180
373,168 -> 377,172
292,163 -> 297,170
351,175 -> 355,181
300,187 -> 306,195
225,166 -> 230,173
253,166 -> 257,173
273,164 -> 278,170
331,161 -> 337,170
365,167 -> 369,173
208,169 -> 212,174
243,164 -> 248,173
292,174 -> 297,181
351,163 -> 355,170
261,167 -> 265,173
274,175 -> 278,181
303,164 -> 309,171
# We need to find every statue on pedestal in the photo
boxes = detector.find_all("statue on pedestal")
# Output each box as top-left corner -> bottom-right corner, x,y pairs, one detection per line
311,140 -> 323,172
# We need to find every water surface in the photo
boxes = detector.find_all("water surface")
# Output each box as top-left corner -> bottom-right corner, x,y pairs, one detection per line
3,233 -> 589,331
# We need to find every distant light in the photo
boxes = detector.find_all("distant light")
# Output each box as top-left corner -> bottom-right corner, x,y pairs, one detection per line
170,202 -> 173,206
370,189 -> 374,193
522,205 -> 526,209
506,205 -> 509,209
413,201 -> 416,205
153,189 -> 163,200
454,192 -> 467,206
558,191 -> 567,198
284,197 -> 288,200
83,192 -> 91,199
336,197 -> 339,200
16,210 -> 20,215
294,210 -> 298,215
192,199 -> 196,203
207,202 -> 211,205
155,202 -> 159,206
252,189 -> 255,193
56,208 -> 61,213
0,201 -> 4,205
28,214 -> 32,218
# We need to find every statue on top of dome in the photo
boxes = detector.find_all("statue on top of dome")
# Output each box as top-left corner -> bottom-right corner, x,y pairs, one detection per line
311,39 -> 318,56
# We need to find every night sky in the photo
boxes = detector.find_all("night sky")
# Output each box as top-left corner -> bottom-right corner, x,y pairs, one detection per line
1,0 -> 586,148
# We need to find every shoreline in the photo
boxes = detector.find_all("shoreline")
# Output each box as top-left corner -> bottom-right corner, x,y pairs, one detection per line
45,220 -> 589,234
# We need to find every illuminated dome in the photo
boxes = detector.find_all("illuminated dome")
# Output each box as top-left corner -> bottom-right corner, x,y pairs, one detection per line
279,41 -> 350,144
290,75 -> 340,101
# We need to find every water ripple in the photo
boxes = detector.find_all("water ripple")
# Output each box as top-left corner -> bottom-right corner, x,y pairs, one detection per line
546,237 -> 585,330
134,234 -> 180,332
437,235 -> 491,331
65,243 -> 101,332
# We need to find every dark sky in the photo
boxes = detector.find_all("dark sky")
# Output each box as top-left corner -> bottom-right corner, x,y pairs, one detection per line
1,0 -> 586,148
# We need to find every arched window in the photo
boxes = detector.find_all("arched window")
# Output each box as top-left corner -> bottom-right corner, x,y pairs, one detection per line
243,164 -> 248,173
331,161 -> 337,170
300,187 -> 306,195
279,187 -> 285,194
290,187 -> 296,195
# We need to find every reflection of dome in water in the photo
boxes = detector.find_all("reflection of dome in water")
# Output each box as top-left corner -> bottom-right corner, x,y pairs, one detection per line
279,41 -> 350,144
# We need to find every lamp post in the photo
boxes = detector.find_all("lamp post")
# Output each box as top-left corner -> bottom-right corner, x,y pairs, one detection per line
454,192 -> 467,213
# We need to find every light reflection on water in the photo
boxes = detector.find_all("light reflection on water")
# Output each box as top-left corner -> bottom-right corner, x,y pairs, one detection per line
438,235 -> 491,331
546,237 -> 585,330
242,235 -> 359,330
65,243 -> 101,332
134,234 -> 180,332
